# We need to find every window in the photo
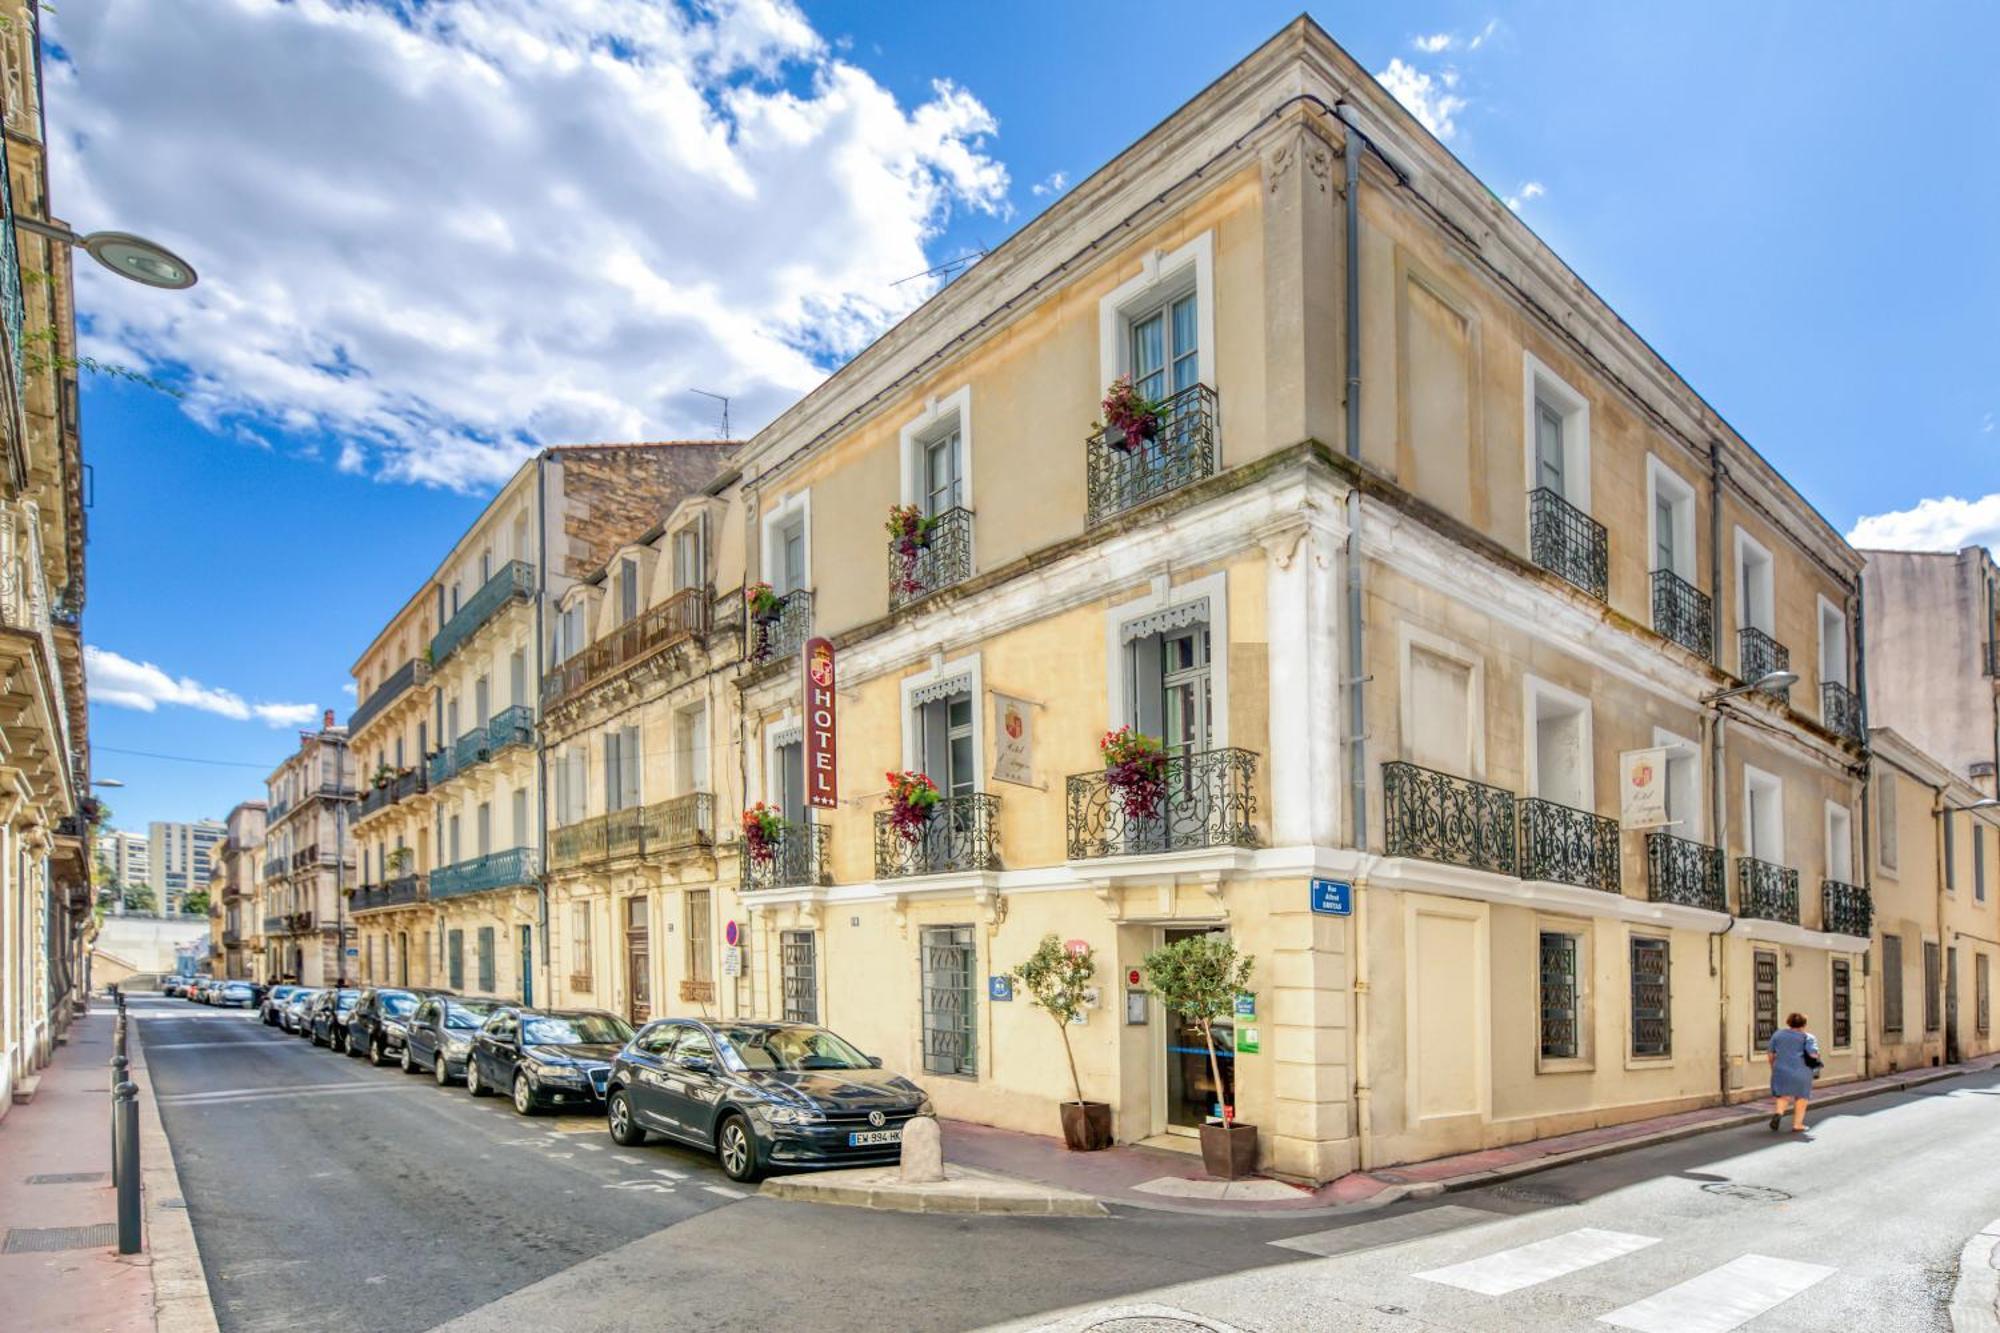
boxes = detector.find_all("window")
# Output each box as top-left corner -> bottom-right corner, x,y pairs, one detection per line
1752,949 -> 1779,1051
1647,458 -> 1698,581
511,788 -> 528,846
1406,641 -> 1477,777
556,603 -> 582,663
618,558 -> 640,624
1744,767 -> 1784,863
1979,954 -> 1991,1036
1878,769 -> 1899,871
477,927 -> 496,994
672,525 -> 702,591
921,923 -> 977,1076
1538,931 -> 1580,1060
922,428 -> 964,519
1825,804 -> 1854,884
554,745 -> 588,826
447,929 -> 465,991
1883,934 -> 1904,1034
1130,291 -> 1200,404
1925,941 -> 1942,1032
474,674 -> 491,726
1527,680 -> 1592,811
1831,959 -> 1852,1049
1979,823 -> 1989,903
604,725 -> 641,813
1818,598 -> 1848,689
1735,529 -> 1776,637
1523,354 -> 1591,510
1657,730 -> 1700,838
674,706 -> 709,794
772,736 -> 806,825
781,930 -> 818,1024
1099,233 -> 1213,399
571,905 -> 592,988
915,690 -> 977,799
685,889 -> 713,985
1631,937 -> 1671,1058
510,650 -> 526,708
476,802 -> 492,858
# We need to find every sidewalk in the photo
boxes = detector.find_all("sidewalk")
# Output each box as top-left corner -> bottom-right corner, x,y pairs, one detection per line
940,1053 -> 2000,1218
0,999 -> 216,1333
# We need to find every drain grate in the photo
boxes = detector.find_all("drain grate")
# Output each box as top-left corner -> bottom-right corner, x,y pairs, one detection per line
1701,1182 -> 1792,1203
1494,1183 -> 1577,1206
25,1172 -> 108,1185
3,1222 -> 118,1253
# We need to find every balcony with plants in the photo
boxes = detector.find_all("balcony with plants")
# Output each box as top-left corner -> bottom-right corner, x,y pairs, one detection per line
429,705 -> 535,788
350,869 -> 426,913
430,560 -> 534,667
1528,487 -> 1608,601
358,765 -> 425,820
1066,730 -> 1258,861
886,505 -> 974,611
1644,831 -> 1726,912
1737,856 -> 1801,924
430,846 -> 539,901
874,775 -> 999,879
542,586 -> 711,711
1651,568 -> 1713,661
1085,378 -> 1218,527
550,792 -> 715,871
739,805 -> 830,891
1518,796 -> 1620,892
747,584 -> 812,663
1382,761 -> 1517,876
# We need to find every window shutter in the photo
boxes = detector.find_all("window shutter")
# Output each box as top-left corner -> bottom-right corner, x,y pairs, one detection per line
622,725 -> 641,808
603,732 -> 621,813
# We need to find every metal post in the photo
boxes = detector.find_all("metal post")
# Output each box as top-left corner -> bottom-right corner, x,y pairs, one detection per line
114,1080 -> 141,1254
109,1049 -> 127,1186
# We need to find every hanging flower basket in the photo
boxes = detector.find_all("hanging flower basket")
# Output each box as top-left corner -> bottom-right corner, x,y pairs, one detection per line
884,770 -> 940,843
884,505 -> 936,599
742,802 -> 786,865
745,581 -> 783,626
1100,726 -> 1168,822
1098,375 -> 1163,454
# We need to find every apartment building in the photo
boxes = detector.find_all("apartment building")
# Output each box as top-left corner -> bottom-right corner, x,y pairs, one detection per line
209,802 -> 267,980
149,818 -> 225,913
96,829 -> 150,897
261,718 -> 356,984
1861,547 -> 2000,790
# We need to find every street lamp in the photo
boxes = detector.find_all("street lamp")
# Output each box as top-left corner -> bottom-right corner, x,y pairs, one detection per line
91,778 -> 125,788
12,218 -> 197,290
1702,670 -> 1799,706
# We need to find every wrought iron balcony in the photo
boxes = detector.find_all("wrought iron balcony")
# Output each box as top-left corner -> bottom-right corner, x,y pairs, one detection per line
542,586 -> 711,710
875,793 -> 1000,879
285,910 -> 316,932
741,822 -> 830,892
1528,487 -> 1608,601
1085,382 -> 1218,527
262,855 -> 288,880
349,656 -> 431,736
431,560 -> 534,667
263,914 -> 286,934
426,746 -> 456,787
1651,568 -> 1713,661
350,874 -> 426,913
1519,797 -> 1620,892
1822,880 -> 1872,937
1645,832 -> 1726,912
1382,761 -> 1516,876
267,797 -> 291,821
1986,639 -> 1999,678
0,139 -> 22,395
487,704 -> 534,754
750,588 -> 812,663
430,847 -> 539,901
1820,681 -> 1862,743
1737,856 -> 1800,924
1738,626 -> 1790,696
358,768 -> 425,820
549,793 -> 715,871
1066,747 -> 1259,861
888,507 -> 974,611
451,725 -> 488,774
222,928 -> 241,947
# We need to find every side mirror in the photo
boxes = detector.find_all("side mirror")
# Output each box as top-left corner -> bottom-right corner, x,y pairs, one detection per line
868,1056 -> 884,1069
678,1054 -> 713,1074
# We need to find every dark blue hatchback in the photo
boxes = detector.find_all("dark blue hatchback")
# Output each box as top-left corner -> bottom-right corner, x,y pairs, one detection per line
605,1020 -> 931,1182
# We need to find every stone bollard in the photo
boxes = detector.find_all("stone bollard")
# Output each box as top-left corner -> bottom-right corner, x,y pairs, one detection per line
899,1115 -> 944,1184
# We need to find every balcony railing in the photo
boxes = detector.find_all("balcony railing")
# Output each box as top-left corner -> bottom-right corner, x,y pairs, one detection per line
221,929 -> 241,948
263,914 -> 286,934
549,793 -> 715,871
286,910 -> 316,932
542,586 -> 711,710
1528,487 -> 1609,601
1645,832 -> 1727,912
349,657 -> 431,736
426,746 -> 455,788
1738,626 -> 1790,695
1822,879 -> 1872,937
1986,640 -> 1999,678
487,703 -> 534,754
0,499 -> 69,766
1382,761 -> 1516,876
261,855 -> 287,880
430,847 -> 540,902
431,560 -> 534,667
0,138 -> 22,394
1651,568 -> 1713,661
888,507 -> 974,611
350,874 -> 426,913
1085,382 -> 1218,527
1820,681 -> 1862,743
1737,856 -> 1801,924
741,822 -> 830,892
267,796 -> 292,821
434,705 -> 534,788
358,768 -> 425,820
1519,797 -> 1620,892
750,588 -> 812,663
875,793 -> 1000,879
1066,747 -> 1259,861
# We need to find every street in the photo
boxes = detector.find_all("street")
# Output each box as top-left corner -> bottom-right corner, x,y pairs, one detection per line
135,992 -> 1998,1331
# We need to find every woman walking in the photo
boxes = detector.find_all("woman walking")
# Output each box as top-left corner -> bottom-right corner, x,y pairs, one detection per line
1767,1011 -> 1821,1133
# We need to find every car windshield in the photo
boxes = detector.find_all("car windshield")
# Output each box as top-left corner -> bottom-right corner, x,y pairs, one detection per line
716,1025 -> 873,1073
335,994 -> 360,1011
380,993 -> 417,1016
523,1014 -> 630,1046
444,1002 -> 495,1030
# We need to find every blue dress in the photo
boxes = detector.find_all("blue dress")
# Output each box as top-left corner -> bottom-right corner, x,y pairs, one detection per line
1769,1028 -> 1818,1099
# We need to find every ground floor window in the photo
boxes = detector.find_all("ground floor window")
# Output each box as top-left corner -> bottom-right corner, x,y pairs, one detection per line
1752,949 -> 1778,1051
447,929 -> 465,991
570,904 -> 593,991
1924,941 -> 1942,1032
1538,931 -> 1579,1060
921,924 -> 977,1076
477,926 -> 496,994
686,889 -> 713,985
1630,936 -> 1671,1058
1883,934 -> 1904,1034
1831,959 -> 1852,1049
1978,954 -> 1991,1036
782,930 -> 818,1024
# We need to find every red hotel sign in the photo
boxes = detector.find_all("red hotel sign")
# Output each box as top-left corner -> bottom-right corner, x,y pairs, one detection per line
804,637 -> 838,810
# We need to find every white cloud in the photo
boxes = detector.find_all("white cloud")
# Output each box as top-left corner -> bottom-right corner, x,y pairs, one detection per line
1030,170 -> 1068,198
1467,19 -> 1501,50
1847,495 -> 2000,553
1412,33 -> 1454,54
1505,180 -> 1546,211
1376,58 -> 1468,141
340,681 -> 357,696
85,646 -> 317,728
1982,411 -> 1994,435
45,0 -> 1009,491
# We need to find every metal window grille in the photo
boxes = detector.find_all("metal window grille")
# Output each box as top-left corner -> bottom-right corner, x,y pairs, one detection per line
1925,941 -> 1942,1032
920,924 -> 977,1076
1752,950 -> 1779,1051
1630,937 -> 1671,1058
1979,955 -> 1991,1036
781,930 -> 818,1024
1831,960 -> 1851,1049
447,929 -> 464,991
1538,932 -> 1579,1060
1883,935 -> 1904,1034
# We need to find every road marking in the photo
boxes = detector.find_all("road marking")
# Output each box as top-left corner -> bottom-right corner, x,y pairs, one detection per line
603,1180 -> 674,1193
612,1155 -> 644,1165
704,1185 -> 748,1199
1270,1205 -> 1504,1258
651,1168 -> 687,1180
1415,1228 -> 1659,1295
573,1142 -> 603,1151
158,1083 -> 422,1106
142,1040 -> 300,1050
1598,1254 -> 1836,1333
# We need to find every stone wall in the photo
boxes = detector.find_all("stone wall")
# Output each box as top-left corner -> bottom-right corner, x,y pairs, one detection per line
556,443 -> 736,579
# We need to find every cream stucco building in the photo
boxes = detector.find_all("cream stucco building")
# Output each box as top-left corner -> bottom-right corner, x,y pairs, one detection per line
261,720 -> 356,984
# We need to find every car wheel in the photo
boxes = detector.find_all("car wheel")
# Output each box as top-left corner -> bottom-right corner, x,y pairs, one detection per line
607,1091 -> 646,1146
400,1043 -> 416,1075
466,1059 -> 486,1097
434,1051 -> 453,1087
716,1113 -> 760,1183
368,1037 -> 387,1067
512,1073 -> 538,1117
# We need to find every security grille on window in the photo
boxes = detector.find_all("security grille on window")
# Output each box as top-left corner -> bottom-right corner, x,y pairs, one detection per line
1538,931 -> 1579,1060
1925,941 -> 1942,1032
921,924 -> 977,1076
1831,959 -> 1851,1049
1883,935 -> 1905,1034
686,889 -> 713,985
477,927 -> 496,994
781,930 -> 818,1024
1752,950 -> 1778,1051
447,928 -> 465,991
1630,937 -> 1671,1058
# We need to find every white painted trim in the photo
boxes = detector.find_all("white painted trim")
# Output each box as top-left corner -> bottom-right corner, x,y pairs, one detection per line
1644,453 -> 1698,584
1104,570 -> 1230,750
1522,351 -> 1592,512
1522,674 -> 1596,809
1733,915 -> 1869,953
1733,526 -> 1776,638
897,383 -> 975,519
1741,763 -> 1785,864
1653,724 -> 1703,840
897,652 -> 987,793
1824,799 -> 1854,884
1097,232 -> 1216,392
1816,594 -> 1848,689
760,490 -> 813,595
1399,623 -> 1488,780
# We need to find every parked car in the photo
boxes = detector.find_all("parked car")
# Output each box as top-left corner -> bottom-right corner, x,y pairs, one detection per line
605,1020 -> 930,1183
281,989 -> 320,1035
162,978 -> 185,997
260,985 -> 304,1026
215,981 -> 257,1009
347,988 -> 425,1065
193,979 -> 218,1004
465,1007 -> 632,1116
307,989 -> 363,1050
402,995 -> 500,1084
182,978 -> 207,1003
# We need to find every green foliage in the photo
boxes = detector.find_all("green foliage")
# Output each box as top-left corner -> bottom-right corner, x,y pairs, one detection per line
1012,933 -> 1096,1104
1142,934 -> 1255,1126
122,883 -> 157,914
182,889 -> 212,917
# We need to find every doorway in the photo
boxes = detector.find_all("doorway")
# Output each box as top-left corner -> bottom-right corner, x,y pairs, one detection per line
518,925 -> 534,1006
625,897 -> 652,1024
1947,946 -> 1960,1064
1161,925 -> 1235,1133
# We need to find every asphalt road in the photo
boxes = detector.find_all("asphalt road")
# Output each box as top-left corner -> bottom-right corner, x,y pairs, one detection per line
137,993 -> 1999,1332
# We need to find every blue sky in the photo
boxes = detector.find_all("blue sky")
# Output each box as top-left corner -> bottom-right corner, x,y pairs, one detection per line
58,2 -> 2000,830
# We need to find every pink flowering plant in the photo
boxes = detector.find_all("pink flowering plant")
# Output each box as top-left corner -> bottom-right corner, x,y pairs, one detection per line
745,581 -> 783,624
1100,726 -> 1168,821
1098,375 -> 1163,453
884,770 -> 941,842
884,504 -> 937,598
742,802 -> 786,865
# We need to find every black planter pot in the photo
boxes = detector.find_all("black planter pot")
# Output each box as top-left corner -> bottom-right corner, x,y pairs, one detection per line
1059,1100 -> 1114,1152
1199,1121 -> 1258,1179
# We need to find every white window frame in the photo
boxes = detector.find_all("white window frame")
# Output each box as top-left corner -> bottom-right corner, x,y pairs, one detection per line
898,653 -> 987,793
1645,454 -> 1698,583
1097,232 -> 1216,393
1522,351 -> 1592,512
760,491 -> 813,595
1654,725 -> 1703,840
1523,675 -> 1596,810
1734,527 -> 1776,637
1824,800 -> 1854,884
1742,764 -> 1785,864
1103,571 -> 1229,751
762,712 -> 803,808
1817,595 -> 1849,689
1397,623 -> 1487,780
899,384 -> 974,518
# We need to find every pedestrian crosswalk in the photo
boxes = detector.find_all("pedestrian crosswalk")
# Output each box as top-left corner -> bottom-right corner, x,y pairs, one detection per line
1598,1254 -> 1835,1333
1414,1227 -> 1659,1296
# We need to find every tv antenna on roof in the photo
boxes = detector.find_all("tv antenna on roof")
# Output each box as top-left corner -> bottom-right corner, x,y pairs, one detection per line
689,389 -> 731,440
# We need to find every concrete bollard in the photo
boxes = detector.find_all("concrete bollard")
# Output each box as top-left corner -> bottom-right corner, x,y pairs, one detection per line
114,1080 -> 141,1255
899,1115 -> 944,1183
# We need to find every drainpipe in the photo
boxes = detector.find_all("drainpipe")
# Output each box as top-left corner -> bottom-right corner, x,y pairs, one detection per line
1855,579 -> 1874,1077
534,452 -> 550,1003
1707,701 -> 1736,1104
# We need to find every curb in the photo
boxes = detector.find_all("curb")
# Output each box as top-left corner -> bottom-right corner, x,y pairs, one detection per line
130,1012 -> 221,1333
759,1174 -> 1107,1217
1950,1217 -> 2000,1333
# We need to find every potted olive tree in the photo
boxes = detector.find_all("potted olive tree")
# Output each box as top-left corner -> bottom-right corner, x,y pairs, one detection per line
1012,934 -> 1112,1151
1142,934 -> 1257,1179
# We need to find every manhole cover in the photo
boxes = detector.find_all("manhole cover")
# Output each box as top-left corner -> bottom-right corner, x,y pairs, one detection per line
3,1223 -> 118,1253
25,1172 -> 107,1185
1701,1182 -> 1791,1203
1494,1184 -> 1576,1205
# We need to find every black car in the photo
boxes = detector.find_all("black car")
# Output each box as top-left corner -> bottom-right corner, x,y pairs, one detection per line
260,985 -> 305,1026
347,988 -> 426,1065
605,1020 -> 930,1182
402,995 -> 501,1085
307,989 -> 363,1050
465,1007 -> 632,1115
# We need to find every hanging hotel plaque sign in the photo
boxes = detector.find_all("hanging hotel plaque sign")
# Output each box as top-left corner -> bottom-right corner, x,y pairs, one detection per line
804,637 -> 839,810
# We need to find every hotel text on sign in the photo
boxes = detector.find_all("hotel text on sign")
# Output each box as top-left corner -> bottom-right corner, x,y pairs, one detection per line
804,637 -> 839,810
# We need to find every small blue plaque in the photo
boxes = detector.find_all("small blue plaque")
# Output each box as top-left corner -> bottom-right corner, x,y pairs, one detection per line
1310,878 -> 1353,916
988,975 -> 1014,1001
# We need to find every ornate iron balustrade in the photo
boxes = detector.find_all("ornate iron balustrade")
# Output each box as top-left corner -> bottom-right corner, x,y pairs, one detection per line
1645,832 -> 1726,912
1085,382 -> 1218,527
1820,681 -> 1862,742
0,138 -> 22,395
741,822 -> 831,892
1822,880 -> 1872,937
1651,568 -> 1713,661
430,847 -> 539,901
431,560 -> 534,666
1519,797 -> 1620,892
487,704 -> 534,754
640,792 -> 714,853
349,657 -> 431,736
267,797 -> 291,821
1737,856 -> 1801,924
542,586 -> 711,709
261,855 -> 287,880
263,914 -> 286,934
426,747 -> 456,787
1528,487 -> 1609,600
888,508 -> 974,611
1986,640 -> 1999,677
1738,626 -> 1790,695
351,874 -> 426,913
551,794 -> 716,872
222,929 -> 242,947
875,793 -> 1000,879
358,768 -> 425,820
286,910 -> 316,932
1066,747 -> 1259,861
750,588 -> 812,663
450,725 -> 488,775
1382,761 -> 1517,875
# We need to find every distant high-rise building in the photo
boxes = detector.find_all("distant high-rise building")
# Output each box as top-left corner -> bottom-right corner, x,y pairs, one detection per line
93,831 -> 151,900
150,819 -> 226,914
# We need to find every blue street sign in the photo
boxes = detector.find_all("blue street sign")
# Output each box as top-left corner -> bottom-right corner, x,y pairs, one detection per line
988,975 -> 1014,1001
1310,878 -> 1353,916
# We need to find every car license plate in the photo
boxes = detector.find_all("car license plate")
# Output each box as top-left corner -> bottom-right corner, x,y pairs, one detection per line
848,1128 -> 901,1147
